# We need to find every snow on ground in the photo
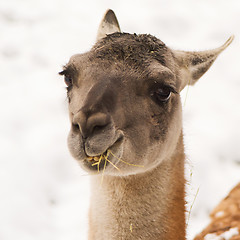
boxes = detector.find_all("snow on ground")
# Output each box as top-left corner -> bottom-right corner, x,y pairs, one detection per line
204,227 -> 239,240
0,0 -> 239,239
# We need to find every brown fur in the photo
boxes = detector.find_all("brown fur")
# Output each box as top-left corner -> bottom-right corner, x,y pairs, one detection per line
61,9 -> 233,240
194,183 -> 240,240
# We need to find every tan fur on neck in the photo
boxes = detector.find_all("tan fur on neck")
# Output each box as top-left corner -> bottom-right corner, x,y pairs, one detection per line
88,134 -> 186,240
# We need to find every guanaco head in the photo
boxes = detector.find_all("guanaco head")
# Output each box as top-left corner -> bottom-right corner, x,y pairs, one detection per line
60,9 -> 233,176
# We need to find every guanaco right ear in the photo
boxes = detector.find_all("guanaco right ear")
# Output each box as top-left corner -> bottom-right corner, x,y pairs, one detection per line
96,9 -> 121,41
173,36 -> 234,91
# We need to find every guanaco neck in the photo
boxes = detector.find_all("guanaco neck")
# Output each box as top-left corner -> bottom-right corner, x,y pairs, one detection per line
88,136 -> 186,240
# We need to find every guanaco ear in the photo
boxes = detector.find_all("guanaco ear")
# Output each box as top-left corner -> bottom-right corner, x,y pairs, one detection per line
96,9 -> 121,41
173,36 -> 234,91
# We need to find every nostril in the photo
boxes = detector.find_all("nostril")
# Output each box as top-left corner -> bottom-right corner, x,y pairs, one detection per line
92,123 -> 108,134
72,110 -> 87,135
88,113 -> 110,135
72,122 -> 80,132
72,111 -> 111,138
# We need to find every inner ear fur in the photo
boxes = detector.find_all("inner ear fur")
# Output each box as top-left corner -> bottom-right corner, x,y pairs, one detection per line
173,36 -> 234,91
96,9 -> 121,41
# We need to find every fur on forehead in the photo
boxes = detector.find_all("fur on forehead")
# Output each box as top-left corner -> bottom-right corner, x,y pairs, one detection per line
89,32 -> 173,68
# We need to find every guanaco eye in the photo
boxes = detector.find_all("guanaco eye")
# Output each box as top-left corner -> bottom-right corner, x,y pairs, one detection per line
64,76 -> 73,87
151,87 -> 171,103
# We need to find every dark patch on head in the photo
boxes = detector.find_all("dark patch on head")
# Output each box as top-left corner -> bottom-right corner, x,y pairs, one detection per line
90,33 -> 168,68
82,78 -> 118,116
101,87 -> 117,113
150,113 -> 168,141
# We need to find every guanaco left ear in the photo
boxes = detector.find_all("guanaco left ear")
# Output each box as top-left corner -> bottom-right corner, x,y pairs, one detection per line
96,9 -> 121,41
173,36 -> 234,91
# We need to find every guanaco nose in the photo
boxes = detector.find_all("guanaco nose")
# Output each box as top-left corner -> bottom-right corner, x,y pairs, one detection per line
72,110 -> 111,139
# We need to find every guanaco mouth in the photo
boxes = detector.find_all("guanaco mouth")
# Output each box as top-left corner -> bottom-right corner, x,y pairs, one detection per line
84,151 -> 109,172
84,135 -> 124,172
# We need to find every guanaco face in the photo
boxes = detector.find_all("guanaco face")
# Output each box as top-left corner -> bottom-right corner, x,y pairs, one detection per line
60,9 -> 233,177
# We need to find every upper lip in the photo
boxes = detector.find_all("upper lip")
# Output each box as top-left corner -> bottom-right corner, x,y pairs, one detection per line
85,134 -> 123,160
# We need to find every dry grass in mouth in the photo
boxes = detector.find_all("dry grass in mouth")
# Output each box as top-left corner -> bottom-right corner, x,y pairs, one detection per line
87,149 -> 144,184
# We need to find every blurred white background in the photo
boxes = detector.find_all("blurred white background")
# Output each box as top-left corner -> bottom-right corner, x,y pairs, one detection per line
0,0 -> 239,239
